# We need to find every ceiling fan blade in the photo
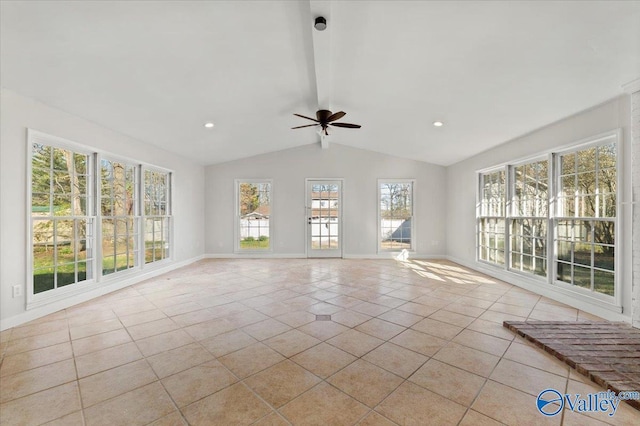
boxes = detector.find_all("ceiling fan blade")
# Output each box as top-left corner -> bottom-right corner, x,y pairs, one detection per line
326,111 -> 346,122
330,122 -> 361,129
291,124 -> 319,129
293,113 -> 319,122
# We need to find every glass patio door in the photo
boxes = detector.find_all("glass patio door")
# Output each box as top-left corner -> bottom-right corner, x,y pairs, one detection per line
306,179 -> 342,258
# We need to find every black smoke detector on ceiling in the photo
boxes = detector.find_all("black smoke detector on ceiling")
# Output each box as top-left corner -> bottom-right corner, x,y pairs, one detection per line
314,16 -> 327,31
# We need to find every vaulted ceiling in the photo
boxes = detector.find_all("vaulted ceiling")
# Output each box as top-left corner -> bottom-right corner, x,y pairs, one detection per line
1,1 -> 639,166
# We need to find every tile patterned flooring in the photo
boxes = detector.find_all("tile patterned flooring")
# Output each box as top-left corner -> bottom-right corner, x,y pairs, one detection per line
1,258 -> 639,425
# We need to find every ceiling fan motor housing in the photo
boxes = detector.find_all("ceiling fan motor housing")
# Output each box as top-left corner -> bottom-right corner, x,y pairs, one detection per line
316,109 -> 333,122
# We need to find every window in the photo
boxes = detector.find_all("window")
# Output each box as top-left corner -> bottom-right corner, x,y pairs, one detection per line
555,142 -> 616,296
379,181 -> 414,251
144,169 -> 171,263
510,159 -> 548,277
31,143 -> 95,294
237,181 -> 271,250
28,130 -> 173,301
476,131 -> 619,301
478,170 -> 505,265
101,159 -> 138,274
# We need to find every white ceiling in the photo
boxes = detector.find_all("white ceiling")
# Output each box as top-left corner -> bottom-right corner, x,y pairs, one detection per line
1,1 -> 639,166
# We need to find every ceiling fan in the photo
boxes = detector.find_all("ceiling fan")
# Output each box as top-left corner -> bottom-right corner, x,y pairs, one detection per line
292,110 -> 361,135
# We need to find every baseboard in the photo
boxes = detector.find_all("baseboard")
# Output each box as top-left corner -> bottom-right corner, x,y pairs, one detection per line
0,255 -> 205,331
343,254 -> 392,259
343,253 -> 446,260
204,253 -> 446,260
205,253 -> 306,259
444,255 -> 631,324
404,254 -> 448,260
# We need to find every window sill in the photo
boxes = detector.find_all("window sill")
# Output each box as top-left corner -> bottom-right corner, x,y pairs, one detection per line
470,259 -> 623,316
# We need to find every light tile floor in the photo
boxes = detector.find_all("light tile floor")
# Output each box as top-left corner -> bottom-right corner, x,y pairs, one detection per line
1,259 -> 639,425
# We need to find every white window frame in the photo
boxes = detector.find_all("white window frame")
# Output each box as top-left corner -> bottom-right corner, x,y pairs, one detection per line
377,179 -> 416,253
234,179 -> 273,253
27,130 -> 98,308
99,155 -> 141,276
507,156 -> 550,280
26,130 -> 174,310
142,166 -> 173,266
476,168 -> 507,266
550,134 -> 620,305
475,130 -> 622,309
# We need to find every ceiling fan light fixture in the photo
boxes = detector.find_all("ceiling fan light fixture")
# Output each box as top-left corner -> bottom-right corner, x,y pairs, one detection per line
314,16 -> 327,31
204,122 -> 215,128
433,121 -> 444,127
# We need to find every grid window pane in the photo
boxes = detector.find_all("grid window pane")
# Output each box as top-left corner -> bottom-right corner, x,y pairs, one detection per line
554,140 -> 617,296
510,217 -> 547,274
31,142 -> 93,294
30,135 -> 174,299
143,170 -> 171,263
512,160 -> 547,218
557,262 -> 572,284
509,160 -> 548,276
593,245 -> 614,271
533,258 -> 547,277
478,169 -> 506,266
574,266 -> 592,289
594,271 -> 615,296
478,138 -> 618,300
380,182 -> 413,250
308,184 -> 339,251
102,159 -> 139,275
238,182 -> 271,250
479,218 -> 505,266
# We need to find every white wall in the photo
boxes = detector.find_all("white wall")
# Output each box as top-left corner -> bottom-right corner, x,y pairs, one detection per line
205,143 -> 447,257
631,89 -> 640,328
4,87 -> 632,327
0,89 -> 205,328
446,95 -> 633,322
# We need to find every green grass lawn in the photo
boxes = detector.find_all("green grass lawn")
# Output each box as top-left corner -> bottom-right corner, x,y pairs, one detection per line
240,237 -> 269,249
103,253 -> 135,275
33,263 -> 85,294
33,245 -> 80,293
33,242 -> 139,292
558,250 -> 614,296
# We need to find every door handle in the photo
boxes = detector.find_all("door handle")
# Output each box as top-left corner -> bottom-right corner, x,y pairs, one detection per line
308,218 -> 312,225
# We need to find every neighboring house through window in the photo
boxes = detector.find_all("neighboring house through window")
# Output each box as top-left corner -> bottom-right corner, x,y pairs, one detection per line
236,180 -> 271,251
379,180 -> 414,251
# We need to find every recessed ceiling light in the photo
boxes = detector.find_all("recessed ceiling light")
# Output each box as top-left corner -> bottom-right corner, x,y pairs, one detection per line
204,122 -> 215,128
433,121 -> 444,127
